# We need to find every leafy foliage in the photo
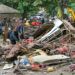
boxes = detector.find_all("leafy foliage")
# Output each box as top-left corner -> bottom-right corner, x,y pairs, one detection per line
0,0 -> 74,17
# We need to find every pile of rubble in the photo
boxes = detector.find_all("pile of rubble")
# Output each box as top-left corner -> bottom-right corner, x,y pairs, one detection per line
0,17 -> 75,75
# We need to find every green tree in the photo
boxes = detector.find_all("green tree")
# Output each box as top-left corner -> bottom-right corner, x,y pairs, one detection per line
0,0 -> 39,18
33,0 -> 59,16
17,0 -> 39,18
0,0 -> 74,18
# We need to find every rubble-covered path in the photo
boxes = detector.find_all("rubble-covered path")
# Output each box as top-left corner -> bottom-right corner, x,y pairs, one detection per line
0,65 -> 74,75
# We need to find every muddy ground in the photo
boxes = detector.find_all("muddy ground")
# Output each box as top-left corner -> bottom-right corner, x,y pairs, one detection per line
0,65 -> 75,75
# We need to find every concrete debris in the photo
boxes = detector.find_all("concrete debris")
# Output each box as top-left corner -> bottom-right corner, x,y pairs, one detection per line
3,63 -> 13,70
32,54 -> 70,64
37,18 -> 63,42
0,18 -> 75,75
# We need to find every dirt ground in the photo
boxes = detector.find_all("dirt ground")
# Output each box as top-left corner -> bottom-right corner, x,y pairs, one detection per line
0,65 -> 74,75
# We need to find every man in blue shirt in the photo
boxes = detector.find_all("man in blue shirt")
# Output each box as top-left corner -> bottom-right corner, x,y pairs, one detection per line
8,29 -> 19,44
16,20 -> 25,40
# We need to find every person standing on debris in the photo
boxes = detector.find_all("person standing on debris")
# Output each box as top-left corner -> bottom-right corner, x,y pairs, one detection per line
0,17 -> 3,35
41,18 -> 45,24
2,23 -> 8,42
8,28 -> 19,45
14,19 -> 20,42
16,19 -> 25,41
24,20 -> 30,27
23,18 -> 30,27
